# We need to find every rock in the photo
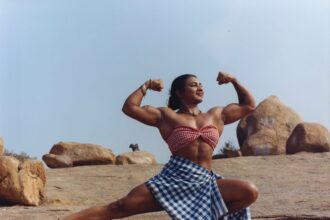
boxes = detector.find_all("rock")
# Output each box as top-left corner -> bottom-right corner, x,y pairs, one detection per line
286,122 -> 330,154
241,129 -> 279,156
0,156 -> 46,206
42,142 -> 115,168
237,96 -> 303,156
115,151 -> 157,165
0,137 -> 4,156
42,154 -> 73,168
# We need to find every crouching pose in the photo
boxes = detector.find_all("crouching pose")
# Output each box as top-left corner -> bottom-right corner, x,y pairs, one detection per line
63,72 -> 258,220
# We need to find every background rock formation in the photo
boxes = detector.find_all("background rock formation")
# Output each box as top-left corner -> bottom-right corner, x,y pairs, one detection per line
286,122 -> 330,154
0,156 -> 46,206
42,142 -> 116,168
0,137 -> 4,156
237,96 -> 303,156
115,151 -> 157,165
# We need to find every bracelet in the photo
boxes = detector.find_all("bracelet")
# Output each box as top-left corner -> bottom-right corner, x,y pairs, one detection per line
140,84 -> 147,96
148,79 -> 152,88
140,79 -> 152,96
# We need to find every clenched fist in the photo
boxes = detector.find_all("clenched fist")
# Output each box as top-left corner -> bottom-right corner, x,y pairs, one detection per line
216,72 -> 237,85
148,79 -> 164,92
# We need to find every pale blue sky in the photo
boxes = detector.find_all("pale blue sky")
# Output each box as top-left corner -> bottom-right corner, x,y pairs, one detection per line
0,0 -> 329,163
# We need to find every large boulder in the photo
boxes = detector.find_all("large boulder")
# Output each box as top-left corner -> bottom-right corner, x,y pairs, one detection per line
0,156 -> 46,206
237,96 -> 303,156
42,142 -> 116,168
0,137 -> 4,156
286,123 -> 330,154
115,151 -> 156,165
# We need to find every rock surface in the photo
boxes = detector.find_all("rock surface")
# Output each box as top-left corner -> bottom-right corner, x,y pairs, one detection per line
237,96 -> 303,156
42,142 -> 116,168
0,156 -> 46,206
286,122 -> 330,154
1,153 -> 330,219
115,151 -> 157,165
0,137 -> 4,156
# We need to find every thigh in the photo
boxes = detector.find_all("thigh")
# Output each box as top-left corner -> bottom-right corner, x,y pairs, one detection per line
112,183 -> 163,217
216,178 -> 256,204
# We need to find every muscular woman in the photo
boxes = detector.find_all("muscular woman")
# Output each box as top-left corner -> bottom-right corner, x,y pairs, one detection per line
63,72 -> 258,220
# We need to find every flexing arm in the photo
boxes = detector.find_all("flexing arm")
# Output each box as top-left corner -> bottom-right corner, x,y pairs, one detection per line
217,72 -> 256,124
122,79 -> 164,127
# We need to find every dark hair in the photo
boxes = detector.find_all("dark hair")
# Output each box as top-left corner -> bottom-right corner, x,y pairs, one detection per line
168,74 -> 197,110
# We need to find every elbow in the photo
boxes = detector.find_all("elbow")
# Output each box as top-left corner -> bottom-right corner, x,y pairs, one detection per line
246,97 -> 257,111
122,106 -> 127,115
122,102 -> 136,118
247,103 -> 256,112
122,103 -> 131,116
250,102 -> 257,109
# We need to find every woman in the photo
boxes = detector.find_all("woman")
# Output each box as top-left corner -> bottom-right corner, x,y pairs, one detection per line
63,72 -> 258,220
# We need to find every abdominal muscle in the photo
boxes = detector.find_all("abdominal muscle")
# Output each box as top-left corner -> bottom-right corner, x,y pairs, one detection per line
171,138 -> 215,171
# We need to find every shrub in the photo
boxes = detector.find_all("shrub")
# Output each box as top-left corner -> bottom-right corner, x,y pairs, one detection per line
4,149 -> 37,162
218,139 -> 237,154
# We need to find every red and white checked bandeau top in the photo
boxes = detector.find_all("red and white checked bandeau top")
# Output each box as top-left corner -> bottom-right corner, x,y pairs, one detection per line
166,125 -> 220,152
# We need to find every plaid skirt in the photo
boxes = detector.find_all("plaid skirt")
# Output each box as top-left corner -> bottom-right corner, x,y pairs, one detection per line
146,155 -> 251,220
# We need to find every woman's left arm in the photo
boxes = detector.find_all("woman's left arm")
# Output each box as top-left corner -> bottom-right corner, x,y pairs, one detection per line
217,72 -> 256,124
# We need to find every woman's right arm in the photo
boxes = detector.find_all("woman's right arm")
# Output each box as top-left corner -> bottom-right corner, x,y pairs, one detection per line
122,79 -> 164,127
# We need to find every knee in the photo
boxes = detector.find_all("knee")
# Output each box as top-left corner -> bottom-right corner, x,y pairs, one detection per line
245,182 -> 258,204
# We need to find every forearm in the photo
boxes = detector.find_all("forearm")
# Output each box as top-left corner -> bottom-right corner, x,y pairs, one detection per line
122,80 -> 150,115
231,79 -> 256,108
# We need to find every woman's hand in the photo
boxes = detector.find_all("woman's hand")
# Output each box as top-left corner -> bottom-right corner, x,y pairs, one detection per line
148,79 -> 164,92
217,72 -> 237,85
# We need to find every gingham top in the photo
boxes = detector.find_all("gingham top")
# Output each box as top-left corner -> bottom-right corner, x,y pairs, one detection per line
166,125 -> 220,152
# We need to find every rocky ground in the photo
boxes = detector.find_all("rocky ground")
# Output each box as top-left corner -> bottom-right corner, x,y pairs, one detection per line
1,152 -> 330,220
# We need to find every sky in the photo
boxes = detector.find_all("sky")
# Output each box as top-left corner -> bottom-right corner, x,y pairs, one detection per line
0,0 -> 329,163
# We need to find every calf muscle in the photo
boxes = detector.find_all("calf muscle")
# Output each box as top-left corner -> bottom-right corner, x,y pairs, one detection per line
62,183 -> 162,220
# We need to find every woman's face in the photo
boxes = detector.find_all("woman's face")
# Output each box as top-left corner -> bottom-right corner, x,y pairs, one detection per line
178,76 -> 204,104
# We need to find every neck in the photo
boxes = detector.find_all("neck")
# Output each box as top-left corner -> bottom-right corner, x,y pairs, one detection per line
179,103 -> 201,116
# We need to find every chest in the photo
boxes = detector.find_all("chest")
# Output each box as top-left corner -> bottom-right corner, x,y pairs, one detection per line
159,112 -> 224,139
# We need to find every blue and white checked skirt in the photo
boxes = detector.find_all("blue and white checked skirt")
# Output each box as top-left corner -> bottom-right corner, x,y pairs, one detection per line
146,155 -> 251,220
